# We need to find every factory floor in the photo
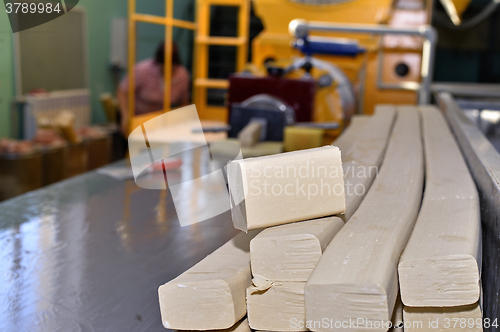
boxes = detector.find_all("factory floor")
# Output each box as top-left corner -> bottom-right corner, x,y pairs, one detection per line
0,158 -> 239,331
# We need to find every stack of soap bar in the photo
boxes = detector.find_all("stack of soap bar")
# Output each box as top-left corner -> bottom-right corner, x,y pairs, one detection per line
246,217 -> 343,331
250,216 -> 344,281
246,108 -> 397,332
246,217 -> 344,331
158,230 -> 259,330
305,107 -> 424,332
227,146 -> 345,231
398,106 -> 481,307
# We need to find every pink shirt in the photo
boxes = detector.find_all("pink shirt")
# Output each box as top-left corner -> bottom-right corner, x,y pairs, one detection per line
120,58 -> 190,115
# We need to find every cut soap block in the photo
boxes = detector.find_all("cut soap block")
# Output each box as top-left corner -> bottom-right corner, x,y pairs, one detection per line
305,106 -> 424,332
403,303 -> 482,332
239,121 -> 263,148
398,106 -> 481,307
250,216 -> 344,281
247,282 -> 306,331
227,146 -> 345,231
158,230 -> 259,330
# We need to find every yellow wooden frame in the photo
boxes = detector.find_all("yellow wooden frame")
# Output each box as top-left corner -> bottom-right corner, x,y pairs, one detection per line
127,0 -> 196,134
193,0 -> 250,121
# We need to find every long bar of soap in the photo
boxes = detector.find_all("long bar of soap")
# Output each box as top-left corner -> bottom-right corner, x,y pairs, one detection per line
250,216 -> 344,281
398,106 -> 481,307
227,146 -> 345,231
403,303 -> 482,332
305,107 -> 424,332
341,106 -> 396,220
332,115 -> 370,152
176,318 -> 251,332
158,231 -> 259,330
247,282 -> 306,331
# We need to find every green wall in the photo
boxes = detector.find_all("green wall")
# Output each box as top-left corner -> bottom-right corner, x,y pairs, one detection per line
78,0 -> 128,124
0,10 -> 14,138
0,0 -> 195,138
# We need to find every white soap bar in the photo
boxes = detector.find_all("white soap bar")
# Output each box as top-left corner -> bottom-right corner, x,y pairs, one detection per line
399,106 -> 481,307
332,115 -> 370,152
247,282 -> 306,331
250,216 -> 344,281
341,105 -> 396,220
239,121 -> 263,148
403,303 -> 482,332
158,231 -> 259,330
175,318 -> 251,332
227,146 -> 345,231
305,107 -> 424,332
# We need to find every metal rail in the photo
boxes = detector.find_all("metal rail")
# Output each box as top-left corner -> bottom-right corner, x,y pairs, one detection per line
437,92 -> 500,331
289,19 -> 438,104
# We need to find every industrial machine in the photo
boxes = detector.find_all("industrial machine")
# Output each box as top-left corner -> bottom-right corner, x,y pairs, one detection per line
211,0 -> 439,148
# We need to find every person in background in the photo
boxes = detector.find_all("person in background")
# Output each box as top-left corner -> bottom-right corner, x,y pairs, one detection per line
118,41 -> 190,134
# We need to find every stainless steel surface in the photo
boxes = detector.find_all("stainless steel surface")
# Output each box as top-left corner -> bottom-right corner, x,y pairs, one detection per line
437,92 -> 500,331
0,154 -> 239,331
455,99 -> 500,153
289,19 -> 438,104
432,82 -> 500,98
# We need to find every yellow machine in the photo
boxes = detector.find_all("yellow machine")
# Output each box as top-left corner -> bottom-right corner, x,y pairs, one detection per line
251,0 -> 431,116
127,0 -> 473,150
192,0 -> 436,145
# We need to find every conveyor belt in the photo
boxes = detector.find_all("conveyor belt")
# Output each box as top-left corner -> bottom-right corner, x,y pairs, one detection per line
0,157 -> 239,331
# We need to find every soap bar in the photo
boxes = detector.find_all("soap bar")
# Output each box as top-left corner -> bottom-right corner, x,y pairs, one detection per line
247,282 -> 306,331
239,121 -> 263,148
158,230 -> 259,330
176,318 -> 251,332
305,107 -> 424,332
227,146 -> 345,231
399,106 -> 481,307
403,303 -> 482,332
341,106 -> 396,220
250,216 -> 344,281
332,114 -> 370,153
283,126 -> 324,152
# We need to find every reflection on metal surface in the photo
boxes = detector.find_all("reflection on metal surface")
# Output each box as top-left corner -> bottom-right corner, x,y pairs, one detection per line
0,157 -> 239,331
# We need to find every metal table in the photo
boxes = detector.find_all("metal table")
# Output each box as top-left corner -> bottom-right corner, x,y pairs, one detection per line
0,157 -> 239,331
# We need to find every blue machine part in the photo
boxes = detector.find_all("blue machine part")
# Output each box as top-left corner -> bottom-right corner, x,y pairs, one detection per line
294,36 -> 365,57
